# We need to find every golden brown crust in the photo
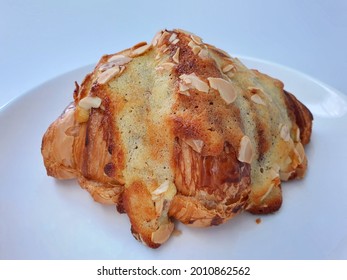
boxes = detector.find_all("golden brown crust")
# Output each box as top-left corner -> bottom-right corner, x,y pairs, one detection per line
41,29 -> 313,248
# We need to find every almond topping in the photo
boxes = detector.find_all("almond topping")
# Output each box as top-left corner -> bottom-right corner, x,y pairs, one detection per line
75,106 -> 90,123
237,135 -> 254,164
280,171 -> 294,181
172,38 -> 180,45
188,40 -> 202,55
185,139 -> 204,153
222,64 -> 235,73
155,62 -> 175,72
190,34 -> 203,45
280,124 -> 291,142
152,180 -> 170,196
295,127 -> 301,142
179,73 -> 209,93
198,48 -> 209,59
97,66 -> 122,84
208,77 -> 237,104
157,31 -> 170,47
295,142 -> 305,164
168,32 -> 177,42
99,55 -> 132,72
131,43 -> 151,57
107,54 -> 132,65
151,223 -> 174,244
151,30 -> 163,46
251,94 -> 266,105
269,168 -> 279,180
78,96 -> 102,110
172,48 -> 180,63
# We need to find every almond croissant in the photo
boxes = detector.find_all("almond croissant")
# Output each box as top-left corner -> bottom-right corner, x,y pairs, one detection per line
41,29 -> 313,248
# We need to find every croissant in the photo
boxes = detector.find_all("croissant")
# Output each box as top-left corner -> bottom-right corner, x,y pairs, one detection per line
41,29 -> 313,248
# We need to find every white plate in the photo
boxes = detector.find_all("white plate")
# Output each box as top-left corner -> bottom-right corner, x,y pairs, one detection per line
1,57 -> 347,260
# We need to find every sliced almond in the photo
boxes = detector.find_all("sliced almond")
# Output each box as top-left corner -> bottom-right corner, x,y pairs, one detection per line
294,127 -> 301,142
222,64 -> 235,73
151,223 -> 174,244
97,66 -> 121,84
280,124 -> 291,142
190,34 -> 203,45
251,94 -> 266,105
269,168 -> 279,180
157,30 -> 170,47
75,106 -> 90,123
172,38 -> 180,45
294,142 -> 305,164
107,54 -> 132,65
131,43 -> 151,57
78,96 -> 102,110
152,180 -> 170,196
280,170 -> 294,181
168,32 -> 177,43
155,62 -> 175,72
188,40 -> 202,55
185,139 -> 204,153
208,77 -> 237,104
179,73 -> 209,93
198,48 -> 209,59
237,135 -> 254,164
172,47 -> 180,64
151,30 -> 163,46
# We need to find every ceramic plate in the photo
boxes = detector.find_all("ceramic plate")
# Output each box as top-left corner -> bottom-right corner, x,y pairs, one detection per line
1,57 -> 347,259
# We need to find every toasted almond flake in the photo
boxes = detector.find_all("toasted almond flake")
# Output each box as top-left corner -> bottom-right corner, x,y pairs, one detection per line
191,34 -> 203,45
251,94 -> 266,105
269,168 -> 279,180
188,40 -> 202,55
152,180 -> 170,196
78,96 -> 102,110
151,223 -> 174,244
280,170 -> 293,181
222,64 -> 235,73
151,30 -> 163,46
198,48 -> 209,59
155,62 -> 175,72
208,77 -> 237,104
172,48 -> 180,63
178,90 -> 190,96
157,31 -> 170,46
237,135 -> 254,164
107,54 -> 132,65
155,53 -> 161,60
295,127 -> 301,142
168,32 -> 177,42
179,73 -> 209,93
99,55 -> 132,72
75,106 -> 90,123
174,29 -> 194,37
131,43 -> 151,57
178,82 -> 190,94
97,66 -> 121,84
295,142 -> 305,164
172,38 -> 180,44
260,183 -> 275,202
285,156 -> 292,165
154,198 -> 165,216
280,124 -> 291,142
185,139 -> 204,153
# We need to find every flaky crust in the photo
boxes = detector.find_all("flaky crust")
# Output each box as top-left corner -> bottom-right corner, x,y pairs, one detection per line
41,29 -> 313,248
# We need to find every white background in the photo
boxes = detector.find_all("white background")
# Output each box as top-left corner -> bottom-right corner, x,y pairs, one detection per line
1,0 -> 346,108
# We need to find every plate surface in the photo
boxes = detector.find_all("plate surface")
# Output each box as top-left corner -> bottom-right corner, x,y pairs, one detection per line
1,57 -> 347,260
